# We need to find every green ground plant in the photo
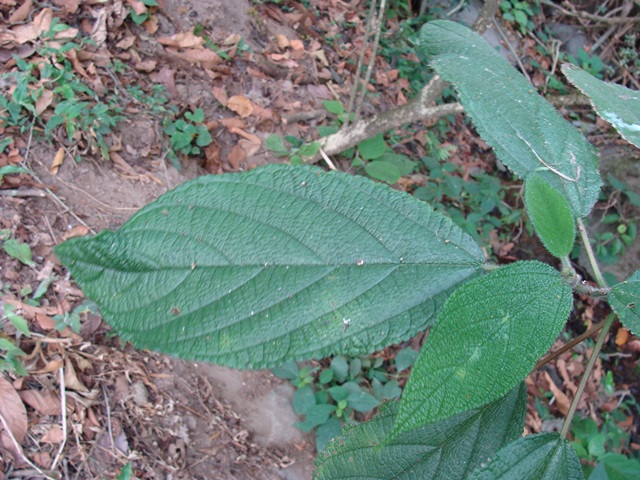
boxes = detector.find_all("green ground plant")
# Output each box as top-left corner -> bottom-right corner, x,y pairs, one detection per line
163,108 -> 213,167
55,20 -> 640,479
271,349 -> 416,452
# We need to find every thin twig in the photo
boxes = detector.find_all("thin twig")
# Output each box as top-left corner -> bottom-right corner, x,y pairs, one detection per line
101,383 -> 116,455
540,0 -> 640,24
50,366 -> 67,471
534,320 -> 606,370
493,18 -> 531,83
319,148 -> 338,171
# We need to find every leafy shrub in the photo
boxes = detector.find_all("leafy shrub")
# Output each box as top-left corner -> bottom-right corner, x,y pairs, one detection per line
55,20 -> 640,478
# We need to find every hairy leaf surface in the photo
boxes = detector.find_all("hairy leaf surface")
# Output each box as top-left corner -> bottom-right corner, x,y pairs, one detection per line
55,165 -> 484,369
562,64 -> 640,149
609,270 -> 640,335
468,433 -> 584,480
420,21 -> 601,217
313,383 -> 526,480
524,173 -> 575,258
395,261 -> 572,434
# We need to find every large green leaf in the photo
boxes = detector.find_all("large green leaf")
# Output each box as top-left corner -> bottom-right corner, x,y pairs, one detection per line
55,165 -> 484,369
562,64 -> 640,149
524,173 -> 576,258
468,433 -> 584,480
313,383 -> 526,480
609,270 -> 640,336
395,261 -> 572,434
420,20 -> 601,218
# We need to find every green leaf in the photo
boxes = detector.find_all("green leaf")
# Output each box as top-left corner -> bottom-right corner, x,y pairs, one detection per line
171,131 -> 193,151
3,305 -> 31,337
271,360 -> 299,380
377,152 -> 416,177
314,383 -> 527,480
597,453 -> 640,480
609,271 -> 640,335
365,161 -> 402,184
395,347 -> 418,372
196,128 -> 212,147
0,165 -> 29,183
358,134 -> 387,160
186,108 -> 205,123
395,261 -> 572,434
331,356 -> 349,382
4,238 -> 35,267
266,134 -> 288,155
468,433 -> 584,480
319,368 -> 333,384
322,100 -> 345,115
116,463 -> 132,480
55,165 -> 484,369
293,385 -> 316,415
328,385 -> 349,402
525,173 -> 576,258
347,391 -> 379,412
298,142 -> 321,157
316,417 -> 342,453
420,21 -> 601,217
562,64 -> 640,149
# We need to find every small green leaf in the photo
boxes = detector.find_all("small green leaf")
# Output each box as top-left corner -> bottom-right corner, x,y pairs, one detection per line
196,128 -> 212,147
316,417 -> 342,453
319,368 -> 333,384
525,173 -> 575,258
186,108 -> 205,123
358,134 -> 387,160
304,404 -> 337,428
315,384 -> 527,480
609,271 -> 640,335
395,347 -> 418,372
347,391 -> 379,412
0,165 -> 29,183
271,360 -> 299,379
298,142 -> 321,157
4,238 -> 35,267
293,385 -> 316,415
116,463 -> 132,480
3,305 -> 31,337
171,132 -> 193,151
562,64 -> 640,149
468,433 -> 584,480
331,356 -> 349,382
322,100 -> 345,115
328,385 -> 349,402
395,261 -> 572,434
266,134 -> 288,155
364,161 -> 402,184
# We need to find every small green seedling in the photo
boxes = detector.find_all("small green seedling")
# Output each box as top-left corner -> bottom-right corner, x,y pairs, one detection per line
163,108 -> 213,167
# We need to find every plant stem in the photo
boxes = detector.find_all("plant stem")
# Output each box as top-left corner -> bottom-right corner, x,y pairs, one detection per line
534,320 -> 605,370
560,313 -> 615,439
577,218 -> 608,288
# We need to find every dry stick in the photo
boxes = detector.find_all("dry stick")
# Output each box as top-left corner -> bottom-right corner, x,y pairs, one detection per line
0,410 -> 56,480
343,0 -> 378,130
492,18 -> 531,83
353,0 -> 388,124
50,366 -> 67,471
534,320 -> 606,371
304,0 -> 502,164
540,0 -> 640,24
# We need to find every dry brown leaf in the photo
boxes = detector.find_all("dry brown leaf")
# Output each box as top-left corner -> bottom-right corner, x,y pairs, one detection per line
41,425 -> 64,444
144,14 -> 159,34
50,147 -> 65,175
32,359 -> 64,375
90,7 -> 108,46
32,8 -> 53,37
227,144 -> 246,170
219,117 -> 246,129
212,86 -> 228,106
110,151 -> 138,176
239,138 -> 260,157
116,36 -> 136,50
165,47 -> 221,68
8,0 -> 32,23
0,376 -> 28,465
543,371 -> 570,416
289,39 -> 305,60
35,89 -> 54,116
204,142 -> 221,174
154,66 -> 177,97
275,34 -> 290,50
63,225 -> 90,240
227,95 -> 253,118
615,327 -> 630,346
19,390 -> 61,416
135,59 -> 157,72
125,0 -> 147,16
223,33 -> 241,46
52,0 -> 80,14
229,127 -> 260,144
158,31 -> 205,49
64,358 -> 89,393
